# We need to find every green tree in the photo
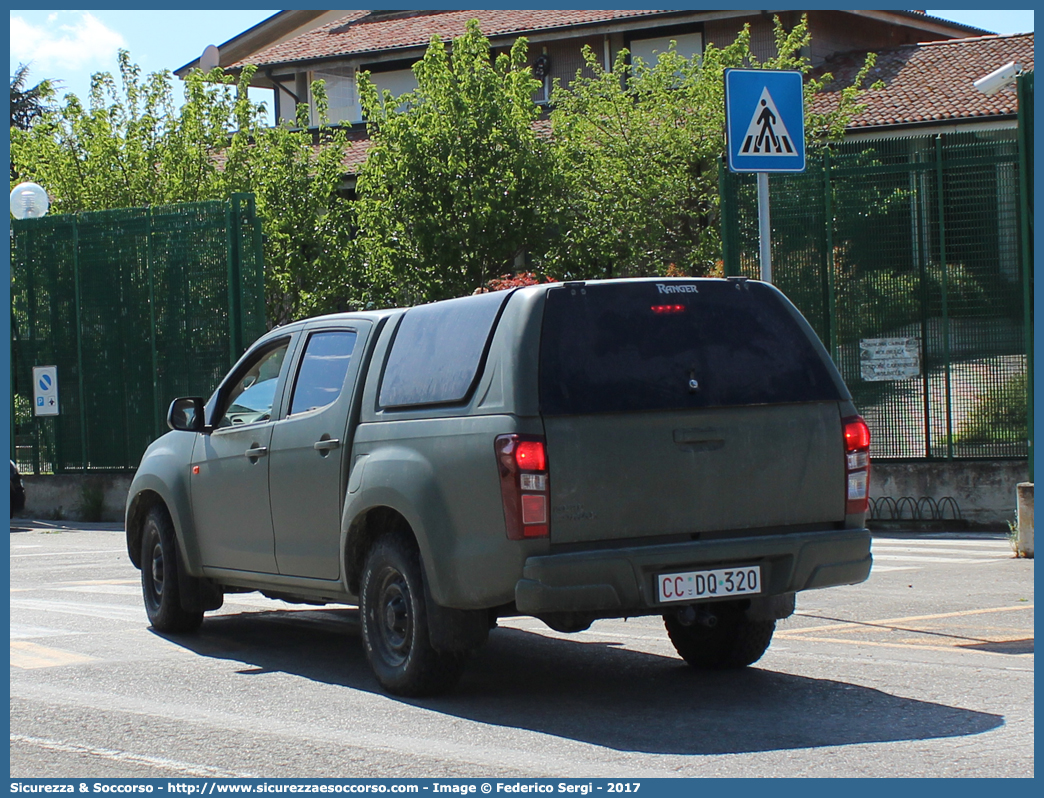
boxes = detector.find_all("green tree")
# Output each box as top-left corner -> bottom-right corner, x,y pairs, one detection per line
10,63 -> 54,130
546,15 -> 879,279
10,50 -> 356,325
354,20 -> 554,305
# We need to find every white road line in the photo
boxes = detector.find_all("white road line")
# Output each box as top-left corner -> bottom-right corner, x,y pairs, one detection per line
872,546 -> 1011,556
870,566 -> 920,573
10,625 -> 84,640
872,554 -> 1004,564
10,733 -> 257,778
10,550 -> 126,558
53,585 -> 141,596
13,563 -> 135,573
868,538 -> 1013,573
872,539 -> 1009,548
10,598 -> 143,622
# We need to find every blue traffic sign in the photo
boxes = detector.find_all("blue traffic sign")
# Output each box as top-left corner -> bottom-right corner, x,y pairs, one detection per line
725,69 -> 806,173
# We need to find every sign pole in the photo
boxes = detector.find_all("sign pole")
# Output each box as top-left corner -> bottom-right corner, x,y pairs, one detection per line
757,172 -> 772,283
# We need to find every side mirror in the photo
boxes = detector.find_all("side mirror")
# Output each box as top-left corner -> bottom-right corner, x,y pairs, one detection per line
167,397 -> 206,432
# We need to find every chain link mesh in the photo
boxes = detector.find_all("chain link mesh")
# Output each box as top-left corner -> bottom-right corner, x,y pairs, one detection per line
11,194 -> 265,473
722,131 -> 1030,460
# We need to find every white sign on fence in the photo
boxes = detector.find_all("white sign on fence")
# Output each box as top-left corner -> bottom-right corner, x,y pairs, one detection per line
33,365 -> 59,416
859,338 -> 921,382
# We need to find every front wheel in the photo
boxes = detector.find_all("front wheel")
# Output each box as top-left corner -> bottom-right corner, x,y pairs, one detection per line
360,533 -> 467,697
141,507 -> 203,633
664,602 -> 775,670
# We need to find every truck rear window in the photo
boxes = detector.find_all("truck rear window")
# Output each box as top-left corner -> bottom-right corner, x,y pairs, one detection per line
539,280 -> 841,415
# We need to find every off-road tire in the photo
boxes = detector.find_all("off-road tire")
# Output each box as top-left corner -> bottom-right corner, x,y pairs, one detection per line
664,604 -> 775,670
141,506 -> 203,633
360,532 -> 467,697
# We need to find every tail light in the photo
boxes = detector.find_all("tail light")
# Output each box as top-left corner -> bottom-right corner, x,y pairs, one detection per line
843,416 -> 871,515
495,434 -> 550,539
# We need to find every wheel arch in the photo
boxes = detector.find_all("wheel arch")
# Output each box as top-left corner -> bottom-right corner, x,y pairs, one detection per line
126,489 -> 166,570
125,471 -> 202,575
343,504 -> 416,596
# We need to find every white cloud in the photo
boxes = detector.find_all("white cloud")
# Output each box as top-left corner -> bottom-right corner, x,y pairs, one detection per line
10,11 -> 125,71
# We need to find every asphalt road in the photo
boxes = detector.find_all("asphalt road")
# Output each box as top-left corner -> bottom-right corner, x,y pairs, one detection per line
9,521 -> 1034,778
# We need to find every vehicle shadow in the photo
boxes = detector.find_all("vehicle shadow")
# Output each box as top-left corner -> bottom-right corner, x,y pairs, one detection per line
161,606 -> 1003,756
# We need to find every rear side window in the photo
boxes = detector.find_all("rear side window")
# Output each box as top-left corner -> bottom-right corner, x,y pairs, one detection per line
289,331 -> 358,415
539,281 -> 841,415
379,291 -> 510,408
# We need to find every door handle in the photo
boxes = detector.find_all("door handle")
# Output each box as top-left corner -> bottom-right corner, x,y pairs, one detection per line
245,445 -> 268,459
313,439 -> 341,452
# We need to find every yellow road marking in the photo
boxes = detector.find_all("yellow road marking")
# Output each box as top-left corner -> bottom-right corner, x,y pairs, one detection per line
778,635 -> 1033,657
777,604 -> 1034,637
10,641 -> 97,669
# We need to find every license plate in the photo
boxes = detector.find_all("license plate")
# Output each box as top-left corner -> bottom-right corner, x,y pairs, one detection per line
658,565 -> 762,603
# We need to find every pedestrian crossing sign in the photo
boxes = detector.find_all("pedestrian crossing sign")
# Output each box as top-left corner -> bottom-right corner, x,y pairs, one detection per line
725,69 -> 806,173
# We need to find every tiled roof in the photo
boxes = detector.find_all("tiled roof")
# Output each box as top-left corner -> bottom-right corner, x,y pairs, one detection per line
810,32 -> 1034,129
235,9 -> 676,67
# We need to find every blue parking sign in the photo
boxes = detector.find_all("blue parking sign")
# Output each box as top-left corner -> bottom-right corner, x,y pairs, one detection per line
725,69 -> 806,173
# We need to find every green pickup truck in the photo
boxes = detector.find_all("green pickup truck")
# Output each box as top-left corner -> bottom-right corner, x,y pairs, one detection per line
126,277 -> 872,696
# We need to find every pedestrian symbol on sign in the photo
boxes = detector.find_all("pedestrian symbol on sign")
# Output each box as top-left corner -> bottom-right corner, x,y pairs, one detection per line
740,88 -> 795,156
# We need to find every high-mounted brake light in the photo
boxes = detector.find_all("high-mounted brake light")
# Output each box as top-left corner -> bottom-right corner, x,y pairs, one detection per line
843,416 -> 871,516
495,434 -> 550,539
651,304 -> 686,315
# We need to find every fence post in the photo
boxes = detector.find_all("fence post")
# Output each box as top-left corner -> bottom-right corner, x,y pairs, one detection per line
225,198 -> 242,367
1017,72 -> 1034,481
719,157 -> 739,277
935,136 -> 954,459
146,208 -> 162,439
821,148 -> 837,361
72,217 -> 88,472
250,195 -> 266,336
21,225 -> 40,475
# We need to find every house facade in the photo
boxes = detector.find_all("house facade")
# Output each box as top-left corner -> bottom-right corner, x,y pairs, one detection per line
178,9 -> 989,131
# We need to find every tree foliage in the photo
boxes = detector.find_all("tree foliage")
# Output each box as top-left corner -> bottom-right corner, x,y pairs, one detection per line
11,16 -> 882,318
10,63 -> 54,131
545,15 -> 880,279
9,51 -> 355,325
354,20 -> 554,304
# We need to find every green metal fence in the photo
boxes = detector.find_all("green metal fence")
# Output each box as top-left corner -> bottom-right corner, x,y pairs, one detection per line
721,130 -> 1031,461
11,194 -> 266,474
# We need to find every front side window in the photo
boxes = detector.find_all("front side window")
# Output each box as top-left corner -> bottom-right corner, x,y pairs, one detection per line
289,331 -> 358,415
217,342 -> 289,428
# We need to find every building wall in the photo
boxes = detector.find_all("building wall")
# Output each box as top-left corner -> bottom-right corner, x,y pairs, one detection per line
806,11 -> 937,64
704,14 -> 779,63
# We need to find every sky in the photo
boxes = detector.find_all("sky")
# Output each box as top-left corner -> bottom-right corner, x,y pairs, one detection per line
8,7 -> 1036,122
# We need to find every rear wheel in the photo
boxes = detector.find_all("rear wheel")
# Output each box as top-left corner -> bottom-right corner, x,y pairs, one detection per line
360,532 -> 467,696
664,602 -> 775,669
140,507 -> 203,633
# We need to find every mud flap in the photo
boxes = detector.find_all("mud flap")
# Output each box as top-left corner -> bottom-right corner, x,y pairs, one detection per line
424,578 -> 490,653
746,592 -> 796,621
176,545 -> 224,613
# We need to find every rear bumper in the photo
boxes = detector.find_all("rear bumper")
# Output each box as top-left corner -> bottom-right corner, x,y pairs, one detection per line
515,528 -> 871,616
